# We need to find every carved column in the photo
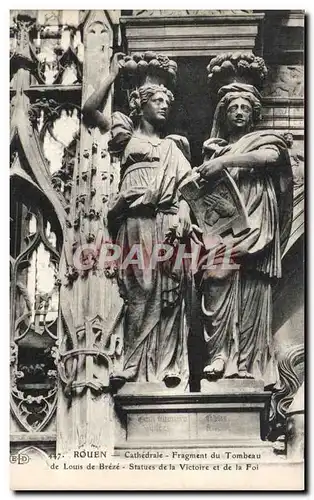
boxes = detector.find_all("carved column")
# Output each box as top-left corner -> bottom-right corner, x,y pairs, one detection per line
56,10 -> 122,455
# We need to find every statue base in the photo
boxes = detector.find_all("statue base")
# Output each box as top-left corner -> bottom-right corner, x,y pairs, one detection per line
114,380 -> 272,451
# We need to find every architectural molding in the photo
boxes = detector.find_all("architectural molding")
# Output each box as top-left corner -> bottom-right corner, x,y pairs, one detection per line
121,13 -> 264,57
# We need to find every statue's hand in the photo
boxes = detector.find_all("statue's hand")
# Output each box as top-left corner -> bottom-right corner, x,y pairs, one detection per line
110,52 -> 126,77
196,158 -> 224,179
165,200 -> 203,245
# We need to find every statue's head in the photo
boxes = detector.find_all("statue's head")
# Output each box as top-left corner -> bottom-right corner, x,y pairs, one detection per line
210,83 -> 262,139
120,52 -> 177,129
206,53 -> 267,140
129,84 -> 174,127
224,93 -> 261,135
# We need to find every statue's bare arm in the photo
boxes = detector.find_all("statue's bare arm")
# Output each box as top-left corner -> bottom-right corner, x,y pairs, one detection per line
82,52 -> 125,133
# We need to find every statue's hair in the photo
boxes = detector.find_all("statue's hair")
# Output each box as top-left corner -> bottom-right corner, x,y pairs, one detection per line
129,84 -> 174,120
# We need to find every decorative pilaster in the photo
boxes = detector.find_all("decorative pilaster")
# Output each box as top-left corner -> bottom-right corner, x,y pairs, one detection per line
56,10 -> 123,455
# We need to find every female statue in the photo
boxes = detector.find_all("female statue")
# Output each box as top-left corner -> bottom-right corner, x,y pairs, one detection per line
195,81 -> 292,388
83,53 -> 201,388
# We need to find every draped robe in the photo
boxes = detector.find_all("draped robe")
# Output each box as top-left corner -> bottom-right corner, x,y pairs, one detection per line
107,112 -> 192,385
198,131 -> 292,387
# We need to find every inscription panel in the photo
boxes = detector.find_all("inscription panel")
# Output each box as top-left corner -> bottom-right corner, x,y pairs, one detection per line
127,413 -> 190,442
196,412 -> 260,440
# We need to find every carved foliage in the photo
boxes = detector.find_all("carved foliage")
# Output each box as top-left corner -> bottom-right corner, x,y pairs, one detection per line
11,379 -> 57,433
52,11 -> 125,406
269,344 -> 304,444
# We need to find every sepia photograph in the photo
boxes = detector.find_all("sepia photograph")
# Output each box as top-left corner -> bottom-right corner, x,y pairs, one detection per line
9,8 -> 304,490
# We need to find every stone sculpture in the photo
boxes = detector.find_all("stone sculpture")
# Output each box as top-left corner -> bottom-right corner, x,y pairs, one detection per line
188,54 -> 293,387
83,52 -> 201,388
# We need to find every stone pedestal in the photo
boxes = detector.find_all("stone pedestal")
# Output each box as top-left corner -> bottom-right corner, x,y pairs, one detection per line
114,381 -> 271,450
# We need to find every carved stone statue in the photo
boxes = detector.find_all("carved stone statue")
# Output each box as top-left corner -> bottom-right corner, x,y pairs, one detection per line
83,52 -> 201,388
189,55 -> 293,388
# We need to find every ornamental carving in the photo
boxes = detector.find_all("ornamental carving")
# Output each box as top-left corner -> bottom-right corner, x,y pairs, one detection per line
263,66 -> 304,98
119,52 -> 177,90
9,10 -> 304,468
54,315 -> 123,398
207,52 -> 268,93
283,133 -> 304,189
28,99 -> 80,205
269,344 -> 304,451
10,204 -> 60,431
11,20 -> 84,86
133,10 -> 253,16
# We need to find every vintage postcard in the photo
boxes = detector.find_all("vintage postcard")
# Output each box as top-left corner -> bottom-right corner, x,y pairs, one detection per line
10,9 -> 304,490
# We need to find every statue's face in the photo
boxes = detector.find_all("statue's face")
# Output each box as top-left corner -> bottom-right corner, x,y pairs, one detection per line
226,97 -> 253,133
142,91 -> 170,125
